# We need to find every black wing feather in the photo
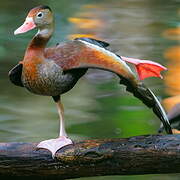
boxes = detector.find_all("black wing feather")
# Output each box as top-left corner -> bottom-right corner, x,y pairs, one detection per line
8,63 -> 24,87
75,37 -> 123,59
74,37 -> 109,48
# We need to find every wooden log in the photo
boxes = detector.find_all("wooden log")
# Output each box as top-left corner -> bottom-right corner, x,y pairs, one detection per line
0,135 -> 180,179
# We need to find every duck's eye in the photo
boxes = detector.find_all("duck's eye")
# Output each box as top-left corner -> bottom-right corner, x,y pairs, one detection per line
37,12 -> 43,18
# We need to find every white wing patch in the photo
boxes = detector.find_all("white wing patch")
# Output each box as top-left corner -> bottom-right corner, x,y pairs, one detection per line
78,39 -> 133,74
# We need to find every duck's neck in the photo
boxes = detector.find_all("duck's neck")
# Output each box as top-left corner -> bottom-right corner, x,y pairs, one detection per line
25,24 -> 54,59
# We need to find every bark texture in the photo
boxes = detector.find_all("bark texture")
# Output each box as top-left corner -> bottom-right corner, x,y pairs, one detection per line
0,135 -> 180,179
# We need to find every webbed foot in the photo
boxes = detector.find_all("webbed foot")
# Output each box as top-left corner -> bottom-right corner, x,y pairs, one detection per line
37,136 -> 73,158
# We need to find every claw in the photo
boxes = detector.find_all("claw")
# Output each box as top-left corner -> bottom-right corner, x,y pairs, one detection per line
37,136 -> 73,158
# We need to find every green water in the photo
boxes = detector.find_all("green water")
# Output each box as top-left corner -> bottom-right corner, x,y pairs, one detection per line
0,0 -> 179,179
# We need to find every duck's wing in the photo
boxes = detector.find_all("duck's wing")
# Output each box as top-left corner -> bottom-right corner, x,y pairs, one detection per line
8,63 -> 24,87
45,38 -> 136,81
73,38 -> 167,81
45,38 -> 172,134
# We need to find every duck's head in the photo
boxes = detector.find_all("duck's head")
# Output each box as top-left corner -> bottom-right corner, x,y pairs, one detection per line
14,5 -> 53,35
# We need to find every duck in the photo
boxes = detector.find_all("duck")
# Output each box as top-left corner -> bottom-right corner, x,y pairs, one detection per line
9,5 -> 172,158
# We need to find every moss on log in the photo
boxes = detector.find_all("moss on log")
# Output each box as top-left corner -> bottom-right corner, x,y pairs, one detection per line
0,135 -> 180,179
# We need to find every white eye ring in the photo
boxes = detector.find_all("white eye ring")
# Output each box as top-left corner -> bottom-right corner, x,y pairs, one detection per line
37,12 -> 43,18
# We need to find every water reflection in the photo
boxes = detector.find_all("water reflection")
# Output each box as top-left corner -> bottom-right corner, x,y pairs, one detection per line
68,4 -> 104,40
163,10 -> 180,112
163,27 -> 180,40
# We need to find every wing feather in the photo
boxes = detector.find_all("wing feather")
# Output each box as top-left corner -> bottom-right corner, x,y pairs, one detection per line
8,63 -> 24,87
45,39 -> 136,81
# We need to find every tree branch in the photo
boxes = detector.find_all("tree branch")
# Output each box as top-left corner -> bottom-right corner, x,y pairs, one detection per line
0,135 -> 180,179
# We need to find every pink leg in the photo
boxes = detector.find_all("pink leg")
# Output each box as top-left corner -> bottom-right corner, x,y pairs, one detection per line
37,99 -> 73,158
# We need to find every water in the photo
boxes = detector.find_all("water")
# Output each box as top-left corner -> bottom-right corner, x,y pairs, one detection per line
0,0 -> 180,179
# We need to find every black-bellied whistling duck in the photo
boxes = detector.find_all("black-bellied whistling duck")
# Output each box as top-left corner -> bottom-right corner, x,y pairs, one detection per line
9,5 -> 172,157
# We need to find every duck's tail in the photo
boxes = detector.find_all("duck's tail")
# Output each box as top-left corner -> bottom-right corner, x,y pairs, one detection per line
119,76 -> 172,134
